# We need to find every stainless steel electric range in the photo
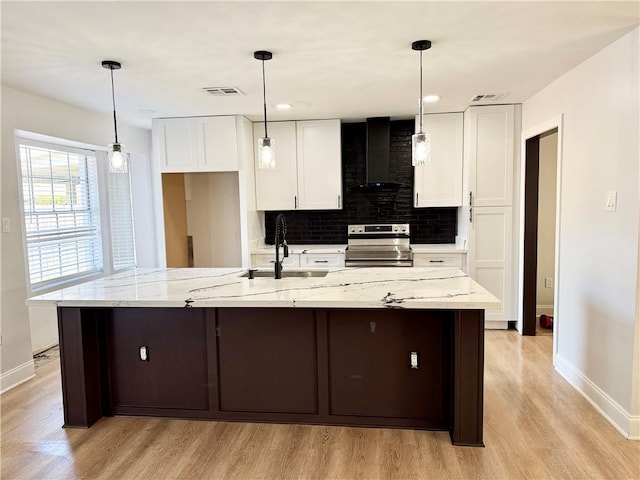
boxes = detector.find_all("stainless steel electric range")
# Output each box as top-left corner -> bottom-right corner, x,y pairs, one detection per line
344,224 -> 413,267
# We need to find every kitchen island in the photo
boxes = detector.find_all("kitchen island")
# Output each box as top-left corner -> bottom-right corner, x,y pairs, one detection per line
28,267 -> 500,446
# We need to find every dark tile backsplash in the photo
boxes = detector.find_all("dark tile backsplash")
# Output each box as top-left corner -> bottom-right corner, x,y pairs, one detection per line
264,120 -> 457,245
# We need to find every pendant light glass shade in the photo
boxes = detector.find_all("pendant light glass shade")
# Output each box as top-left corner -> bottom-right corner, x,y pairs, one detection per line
102,60 -> 128,173
258,137 -> 275,169
108,143 -> 127,173
255,50 -> 275,169
411,40 -> 432,167
412,132 -> 430,167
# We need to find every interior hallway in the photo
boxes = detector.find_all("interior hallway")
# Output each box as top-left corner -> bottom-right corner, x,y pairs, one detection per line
1,331 -> 638,480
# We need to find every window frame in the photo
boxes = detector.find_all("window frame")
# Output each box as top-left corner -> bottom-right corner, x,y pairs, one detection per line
15,132 -> 136,296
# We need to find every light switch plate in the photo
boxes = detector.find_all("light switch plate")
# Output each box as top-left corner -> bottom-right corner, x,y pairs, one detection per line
545,277 -> 553,288
605,191 -> 617,211
2,218 -> 10,233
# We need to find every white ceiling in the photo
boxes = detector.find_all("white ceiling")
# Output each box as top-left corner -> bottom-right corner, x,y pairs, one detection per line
2,1 -> 638,129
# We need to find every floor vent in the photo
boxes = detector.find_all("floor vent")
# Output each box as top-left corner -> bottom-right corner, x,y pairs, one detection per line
469,93 -> 510,103
202,87 -> 244,96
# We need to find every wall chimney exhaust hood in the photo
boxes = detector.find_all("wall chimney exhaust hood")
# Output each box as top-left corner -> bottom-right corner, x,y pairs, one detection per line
351,117 -> 402,190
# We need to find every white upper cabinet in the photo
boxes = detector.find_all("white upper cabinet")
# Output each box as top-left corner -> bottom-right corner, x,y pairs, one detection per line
466,105 -> 514,207
296,119 -> 342,210
414,112 -> 464,207
253,121 -> 298,210
153,118 -> 199,171
153,116 -> 239,173
254,119 -> 342,211
196,116 -> 239,171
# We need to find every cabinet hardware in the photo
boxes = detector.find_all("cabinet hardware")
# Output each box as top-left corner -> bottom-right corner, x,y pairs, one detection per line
295,196 -> 298,209
416,192 -> 419,206
369,321 -> 376,333
216,326 -> 221,337
469,191 -> 473,206
314,260 -> 329,263
410,351 -> 419,369
429,260 -> 445,263
469,191 -> 473,223
139,346 -> 149,361
338,195 -> 341,208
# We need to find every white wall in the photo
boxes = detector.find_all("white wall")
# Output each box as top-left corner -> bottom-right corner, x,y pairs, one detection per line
186,172 -> 242,267
536,131 -> 557,314
1,85 -> 153,390
522,28 -> 639,435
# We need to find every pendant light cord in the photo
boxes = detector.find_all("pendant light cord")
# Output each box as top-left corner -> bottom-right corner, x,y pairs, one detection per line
110,67 -> 119,143
262,59 -> 268,138
418,49 -> 424,134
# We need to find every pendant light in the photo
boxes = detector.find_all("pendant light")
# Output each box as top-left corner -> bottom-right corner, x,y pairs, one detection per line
254,50 -> 275,169
102,60 -> 127,173
411,40 -> 431,167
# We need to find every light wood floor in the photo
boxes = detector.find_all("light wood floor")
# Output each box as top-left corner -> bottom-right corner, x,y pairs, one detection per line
2,331 -> 638,480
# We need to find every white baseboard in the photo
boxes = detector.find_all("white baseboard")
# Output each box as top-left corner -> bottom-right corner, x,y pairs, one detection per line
536,304 -> 554,317
555,353 -> 635,439
485,320 -> 508,330
1,360 -> 36,394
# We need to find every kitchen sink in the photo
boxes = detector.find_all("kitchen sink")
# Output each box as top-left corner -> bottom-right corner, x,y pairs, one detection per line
242,269 -> 329,278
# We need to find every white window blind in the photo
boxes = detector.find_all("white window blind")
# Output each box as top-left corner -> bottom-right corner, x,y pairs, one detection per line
19,142 -> 103,289
108,166 -> 136,271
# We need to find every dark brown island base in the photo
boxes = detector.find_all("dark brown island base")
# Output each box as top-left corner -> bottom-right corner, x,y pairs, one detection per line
57,306 -> 484,446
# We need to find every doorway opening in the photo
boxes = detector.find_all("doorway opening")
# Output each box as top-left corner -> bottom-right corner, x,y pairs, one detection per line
522,130 -> 558,336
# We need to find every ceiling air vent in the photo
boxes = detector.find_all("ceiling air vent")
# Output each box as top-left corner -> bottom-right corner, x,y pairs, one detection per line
201,86 -> 244,96
469,93 -> 510,103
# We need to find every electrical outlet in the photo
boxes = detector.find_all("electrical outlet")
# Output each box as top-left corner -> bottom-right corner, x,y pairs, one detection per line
545,277 -> 553,288
606,191 -> 617,211
2,218 -> 10,233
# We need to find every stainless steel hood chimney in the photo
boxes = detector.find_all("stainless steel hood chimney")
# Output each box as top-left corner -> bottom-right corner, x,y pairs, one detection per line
353,117 -> 402,190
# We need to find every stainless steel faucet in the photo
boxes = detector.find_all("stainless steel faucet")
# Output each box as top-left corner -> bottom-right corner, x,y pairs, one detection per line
274,213 -> 288,279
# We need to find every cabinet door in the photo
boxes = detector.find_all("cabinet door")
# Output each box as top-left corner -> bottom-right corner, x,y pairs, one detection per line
466,105 -> 514,207
251,253 -> 300,268
153,118 -> 199,172
107,308 -> 209,410
468,206 -> 512,324
217,308 -> 318,414
414,113 -> 463,207
196,116 -> 239,171
254,121 -> 298,210
299,253 -> 344,268
328,310 -> 449,423
413,253 -> 463,268
296,119 -> 342,210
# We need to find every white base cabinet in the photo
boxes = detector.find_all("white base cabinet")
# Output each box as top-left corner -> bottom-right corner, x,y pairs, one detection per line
300,252 -> 345,268
251,253 -> 300,268
254,119 -> 342,211
413,253 -> 464,270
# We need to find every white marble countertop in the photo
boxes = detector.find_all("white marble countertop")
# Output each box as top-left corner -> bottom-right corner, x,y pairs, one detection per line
26,267 -> 500,310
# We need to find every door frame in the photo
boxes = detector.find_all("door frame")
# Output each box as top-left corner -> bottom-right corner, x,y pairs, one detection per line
516,115 -> 563,361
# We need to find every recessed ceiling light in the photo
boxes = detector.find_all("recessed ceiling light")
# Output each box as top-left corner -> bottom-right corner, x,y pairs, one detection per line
275,103 -> 292,110
423,95 -> 440,103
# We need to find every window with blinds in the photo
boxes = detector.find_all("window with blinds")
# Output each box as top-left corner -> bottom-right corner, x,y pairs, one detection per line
20,142 -> 103,289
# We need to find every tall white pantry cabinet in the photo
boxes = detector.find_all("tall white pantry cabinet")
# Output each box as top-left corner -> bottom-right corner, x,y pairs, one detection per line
463,104 -> 521,329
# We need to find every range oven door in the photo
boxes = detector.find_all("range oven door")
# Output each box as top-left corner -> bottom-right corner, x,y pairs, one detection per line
344,246 -> 413,267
